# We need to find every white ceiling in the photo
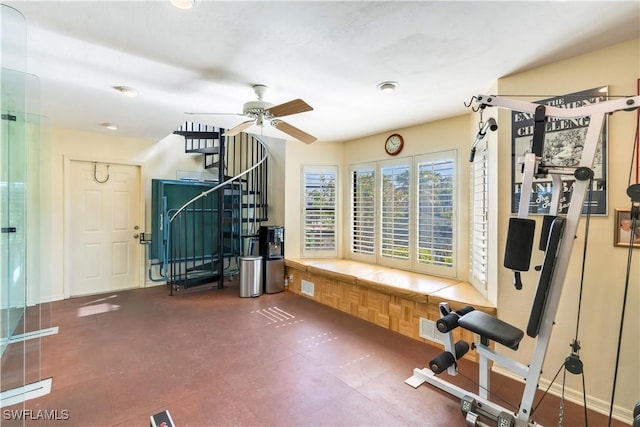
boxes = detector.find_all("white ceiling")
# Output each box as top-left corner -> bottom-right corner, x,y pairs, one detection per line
4,1 -> 640,142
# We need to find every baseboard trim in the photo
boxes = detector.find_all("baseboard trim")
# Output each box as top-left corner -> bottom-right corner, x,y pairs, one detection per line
492,365 -> 632,424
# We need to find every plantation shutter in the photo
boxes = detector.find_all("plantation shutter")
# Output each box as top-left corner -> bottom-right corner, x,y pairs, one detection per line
302,166 -> 337,256
351,167 -> 375,255
471,141 -> 488,289
380,162 -> 410,261
416,152 -> 455,273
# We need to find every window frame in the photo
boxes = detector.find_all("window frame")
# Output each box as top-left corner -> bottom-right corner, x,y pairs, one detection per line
347,150 -> 458,278
413,150 -> 457,277
378,156 -> 412,270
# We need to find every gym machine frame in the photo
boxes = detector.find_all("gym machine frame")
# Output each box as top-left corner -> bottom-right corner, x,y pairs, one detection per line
405,94 -> 640,426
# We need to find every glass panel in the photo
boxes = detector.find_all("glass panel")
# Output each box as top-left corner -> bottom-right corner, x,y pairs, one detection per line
1,105 -> 27,392
1,5 -> 28,399
23,106 -> 47,389
1,5 -> 49,411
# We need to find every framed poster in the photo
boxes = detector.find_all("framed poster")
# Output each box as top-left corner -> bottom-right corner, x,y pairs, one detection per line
511,87 -> 608,215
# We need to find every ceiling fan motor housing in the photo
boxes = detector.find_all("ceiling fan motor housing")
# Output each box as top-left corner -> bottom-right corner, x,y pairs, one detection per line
222,83 -> 316,143
243,100 -> 274,118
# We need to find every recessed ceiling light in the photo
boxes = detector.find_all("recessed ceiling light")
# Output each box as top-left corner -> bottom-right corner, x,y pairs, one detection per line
169,0 -> 195,9
101,123 -> 118,131
377,81 -> 399,93
113,86 -> 138,98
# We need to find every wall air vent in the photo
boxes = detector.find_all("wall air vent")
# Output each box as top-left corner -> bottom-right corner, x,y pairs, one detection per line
419,317 -> 444,344
301,280 -> 315,297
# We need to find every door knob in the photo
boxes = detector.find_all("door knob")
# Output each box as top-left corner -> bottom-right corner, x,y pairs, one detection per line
133,234 -> 140,239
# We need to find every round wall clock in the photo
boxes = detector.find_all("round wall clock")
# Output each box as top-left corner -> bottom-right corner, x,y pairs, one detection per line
385,133 -> 404,156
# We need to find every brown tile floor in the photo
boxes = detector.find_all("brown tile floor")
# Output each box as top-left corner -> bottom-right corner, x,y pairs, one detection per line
2,283 -> 627,427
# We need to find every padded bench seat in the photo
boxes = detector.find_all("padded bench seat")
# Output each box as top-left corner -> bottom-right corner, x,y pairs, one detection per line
458,310 -> 524,351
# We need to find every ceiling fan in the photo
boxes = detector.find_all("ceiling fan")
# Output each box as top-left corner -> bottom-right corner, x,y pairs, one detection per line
187,84 -> 317,144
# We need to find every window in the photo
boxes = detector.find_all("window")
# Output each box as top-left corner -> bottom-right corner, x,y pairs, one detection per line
470,139 -> 488,291
302,165 -> 337,257
348,151 -> 457,277
416,152 -> 456,275
380,160 -> 411,263
350,164 -> 376,258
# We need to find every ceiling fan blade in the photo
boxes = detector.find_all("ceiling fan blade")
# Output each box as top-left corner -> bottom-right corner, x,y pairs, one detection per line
267,99 -> 313,118
223,120 -> 255,136
271,120 -> 317,144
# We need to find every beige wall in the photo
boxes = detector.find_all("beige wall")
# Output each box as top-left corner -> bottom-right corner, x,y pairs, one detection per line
284,140 -> 344,259
39,128 -> 286,301
284,115 -> 473,270
42,127 -> 154,301
261,136 -> 286,228
342,115 -> 472,279
36,37 -> 638,423
495,39 -> 639,420
281,38 -> 639,422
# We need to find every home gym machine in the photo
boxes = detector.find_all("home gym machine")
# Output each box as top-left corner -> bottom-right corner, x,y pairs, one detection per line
405,93 -> 640,426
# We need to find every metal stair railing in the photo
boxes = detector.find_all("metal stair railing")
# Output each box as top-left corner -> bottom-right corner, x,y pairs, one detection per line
166,132 -> 268,294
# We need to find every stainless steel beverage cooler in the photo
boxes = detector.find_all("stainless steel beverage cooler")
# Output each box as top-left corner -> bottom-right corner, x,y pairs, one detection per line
263,258 -> 285,294
259,226 -> 285,293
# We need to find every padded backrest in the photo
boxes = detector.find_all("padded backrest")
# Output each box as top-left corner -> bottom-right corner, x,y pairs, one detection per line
527,217 -> 566,338
504,218 -> 536,271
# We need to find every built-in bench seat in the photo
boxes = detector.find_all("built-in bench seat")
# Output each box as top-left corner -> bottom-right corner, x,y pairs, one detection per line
285,258 -> 496,361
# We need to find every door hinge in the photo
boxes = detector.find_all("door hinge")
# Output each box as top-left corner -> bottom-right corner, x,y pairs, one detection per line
1,114 -> 17,121
1,227 -> 17,233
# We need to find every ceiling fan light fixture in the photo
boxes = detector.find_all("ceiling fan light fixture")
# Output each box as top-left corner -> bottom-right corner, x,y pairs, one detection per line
169,0 -> 196,9
113,85 -> 138,98
377,81 -> 399,93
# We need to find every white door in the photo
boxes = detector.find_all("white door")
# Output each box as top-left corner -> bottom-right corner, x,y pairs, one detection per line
67,160 -> 142,297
